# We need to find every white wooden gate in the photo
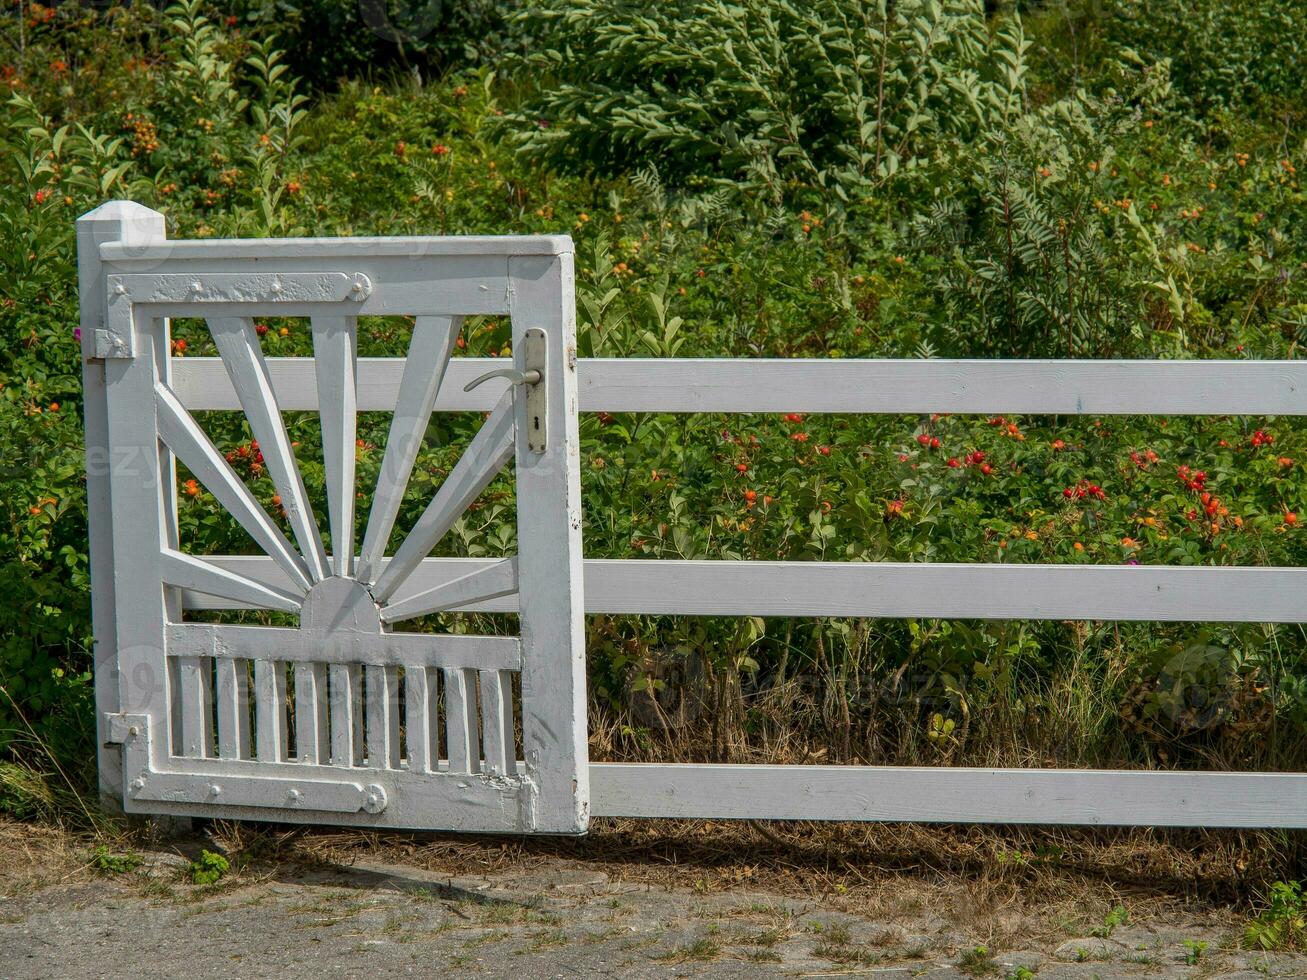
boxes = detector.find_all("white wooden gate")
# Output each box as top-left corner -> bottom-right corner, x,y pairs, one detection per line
78,202 -> 588,833
82,202 -> 1307,831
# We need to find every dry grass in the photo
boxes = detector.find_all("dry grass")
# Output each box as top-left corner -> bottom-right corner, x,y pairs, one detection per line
0,811 -> 1288,953
215,816 -> 1287,946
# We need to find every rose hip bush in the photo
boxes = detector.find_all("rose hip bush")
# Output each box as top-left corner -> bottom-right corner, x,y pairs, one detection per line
1,2 -> 1305,805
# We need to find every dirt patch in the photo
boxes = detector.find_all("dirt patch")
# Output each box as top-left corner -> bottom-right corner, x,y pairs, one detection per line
3,817 -> 1305,978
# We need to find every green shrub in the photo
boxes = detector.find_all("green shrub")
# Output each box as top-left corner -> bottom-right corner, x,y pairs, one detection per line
1103,0 -> 1307,124
88,844 -> 143,875
232,0 -> 522,91
188,849 -> 230,885
1245,880 -> 1307,951
503,0 -> 1025,206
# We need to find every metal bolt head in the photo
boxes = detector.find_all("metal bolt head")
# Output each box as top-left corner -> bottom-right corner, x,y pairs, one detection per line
269,280 -> 283,294
128,725 -> 140,737
208,784 -> 221,797
348,274 -> 372,300
287,789 -> 302,804
129,777 -> 145,792
113,283 -> 128,296
363,784 -> 387,814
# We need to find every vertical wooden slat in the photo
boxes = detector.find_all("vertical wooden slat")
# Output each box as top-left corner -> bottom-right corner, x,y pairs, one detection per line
403,665 -> 438,773
311,316 -> 358,576
215,658 -> 251,760
328,663 -> 361,766
479,669 -> 516,777
176,655 -> 213,758
356,315 -> 462,583
294,662 -> 330,764
443,667 -> 480,774
365,665 -> 401,769
254,660 -> 288,762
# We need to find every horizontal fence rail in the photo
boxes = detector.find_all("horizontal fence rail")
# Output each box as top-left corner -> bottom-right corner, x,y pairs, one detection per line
587,764 -> 1307,827
155,320 -> 1307,828
171,356 -> 1307,416
185,556 -> 1307,623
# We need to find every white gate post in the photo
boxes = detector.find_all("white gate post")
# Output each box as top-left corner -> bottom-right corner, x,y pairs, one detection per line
76,201 -> 167,812
509,251 -> 589,832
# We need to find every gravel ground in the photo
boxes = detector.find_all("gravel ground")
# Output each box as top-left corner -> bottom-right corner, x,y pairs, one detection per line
3,833 -> 1305,980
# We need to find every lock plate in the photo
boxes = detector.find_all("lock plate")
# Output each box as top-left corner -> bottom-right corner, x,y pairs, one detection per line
524,328 -> 547,453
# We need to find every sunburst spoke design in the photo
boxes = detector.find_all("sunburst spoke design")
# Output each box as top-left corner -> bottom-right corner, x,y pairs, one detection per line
310,316 -> 358,576
371,388 -> 516,604
155,382 -> 313,592
161,548 -> 304,613
356,315 -> 463,584
381,557 -> 519,625
208,316 -> 330,582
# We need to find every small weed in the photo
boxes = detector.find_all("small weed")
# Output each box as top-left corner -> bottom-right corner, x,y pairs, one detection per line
814,921 -> 852,944
87,844 -> 141,875
1244,880 -> 1307,951
187,849 -> 229,886
743,926 -> 787,947
745,949 -> 783,963
814,942 -> 878,965
654,937 -> 721,963
1005,968 -> 1036,980
528,929 -> 570,951
1182,939 -> 1208,965
1090,904 -> 1129,938
959,944 -> 999,976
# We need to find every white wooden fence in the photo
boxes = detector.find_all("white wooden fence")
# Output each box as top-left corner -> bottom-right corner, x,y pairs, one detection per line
80,203 -> 1307,831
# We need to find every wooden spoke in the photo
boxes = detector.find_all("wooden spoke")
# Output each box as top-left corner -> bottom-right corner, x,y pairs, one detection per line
155,383 -> 313,592
371,388 -> 515,603
162,548 -> 304,612
208,317 -> 330,581
356,315 -> 462,584
380,557 -> 517,624
310,316 -> 359,576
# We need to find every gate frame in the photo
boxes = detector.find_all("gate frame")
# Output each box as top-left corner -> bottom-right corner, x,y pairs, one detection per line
78,203 -> 588,833
83,203 -> 1307,830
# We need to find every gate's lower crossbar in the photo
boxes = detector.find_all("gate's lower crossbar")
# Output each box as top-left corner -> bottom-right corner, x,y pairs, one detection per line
588,763 -> 1307,828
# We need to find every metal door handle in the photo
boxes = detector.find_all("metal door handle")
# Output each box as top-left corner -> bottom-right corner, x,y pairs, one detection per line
462,367 -> 541,392
461,328 -> 549,453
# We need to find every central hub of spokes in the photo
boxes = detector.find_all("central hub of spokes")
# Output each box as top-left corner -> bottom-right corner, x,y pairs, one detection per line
300,576 -> 383,635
